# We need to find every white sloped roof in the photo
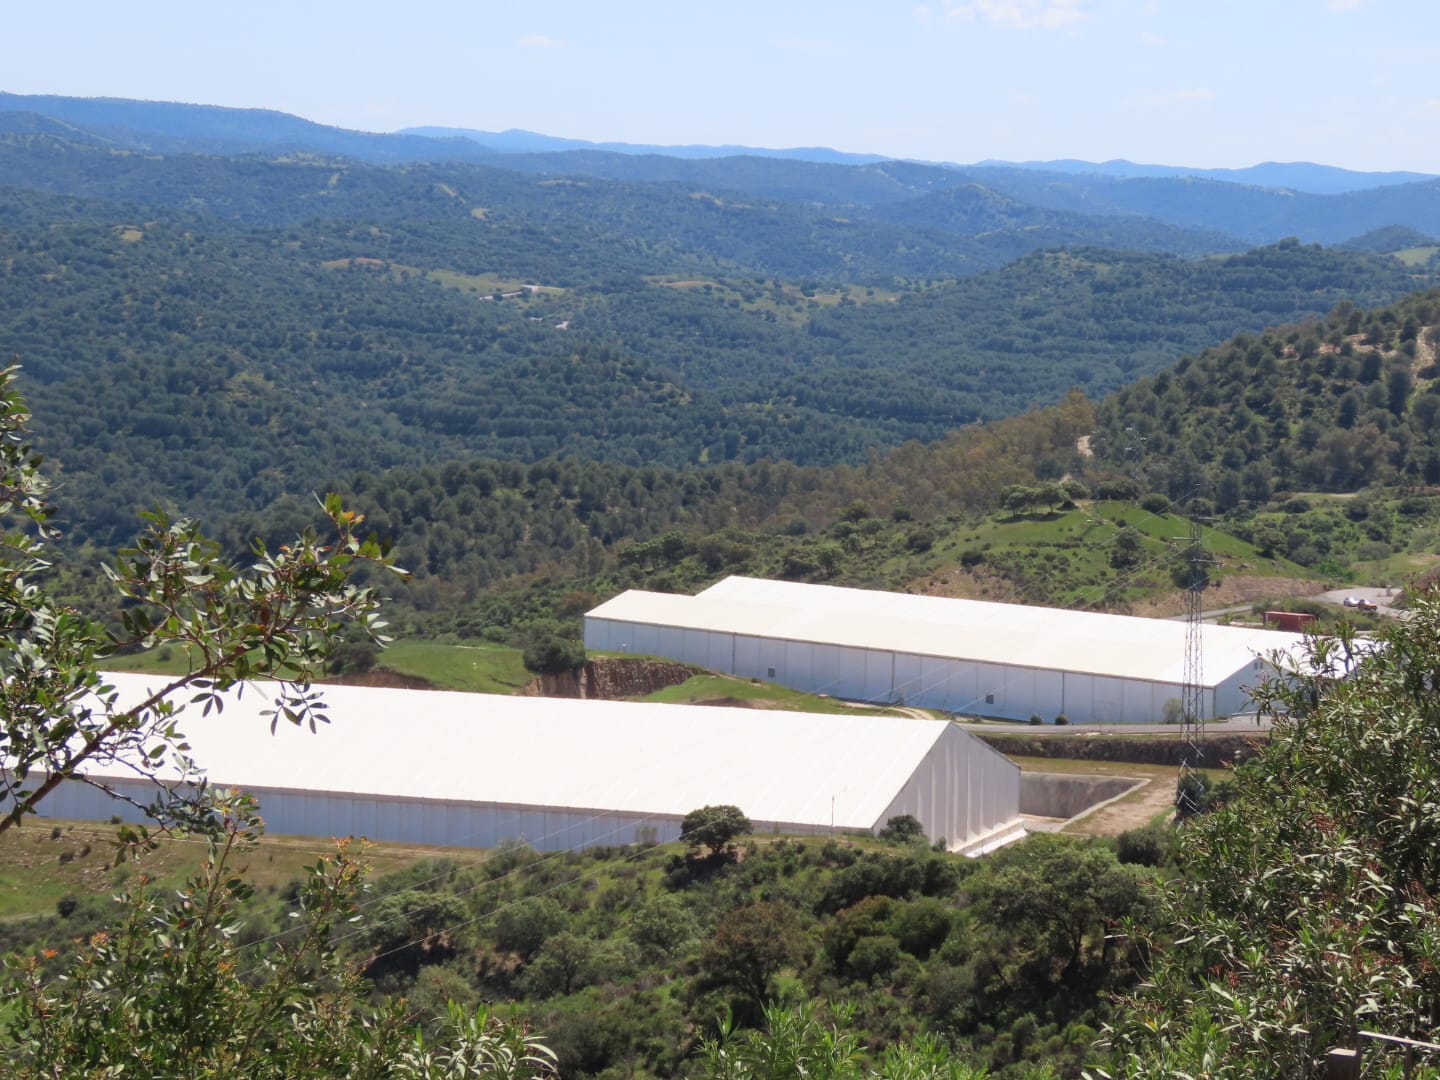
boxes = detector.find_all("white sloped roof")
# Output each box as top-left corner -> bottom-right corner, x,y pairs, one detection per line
586,576 -> 1305,686
82,673 -> 1000,831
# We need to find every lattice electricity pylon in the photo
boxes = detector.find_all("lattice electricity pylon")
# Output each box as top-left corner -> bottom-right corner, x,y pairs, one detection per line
1174,515 -> 1216,818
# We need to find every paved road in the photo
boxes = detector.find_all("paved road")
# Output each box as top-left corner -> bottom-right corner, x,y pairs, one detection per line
1168,588 -> 1408,624
951,715 -> 1273,736
1315,586 -> 1408,619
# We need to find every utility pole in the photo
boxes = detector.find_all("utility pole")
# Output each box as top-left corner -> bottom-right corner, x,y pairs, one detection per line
1176,514 -> 1215,817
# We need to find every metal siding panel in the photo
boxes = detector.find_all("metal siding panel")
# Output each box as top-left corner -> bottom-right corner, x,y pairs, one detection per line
378,799 -> 401,840
1093,676 -> 1124,725
680,628 -> 707,666
1032,669 -> 1064,719
813,645 -> 843,696
501,808 -> 527,846
893,653 -> 924,705
1004,667 -> 1033,720
977,664 -> 1007,716
626,622 -> 656,656
1063,673 -> 1091,723
865,650 -> 893,702
836,646 -> 870,699
734,636 -> 761,678
354,796 -> 378,841
786,641 -> 815,691
917,656 -> 953,710
1122,679 -> 1153,724
583,618 -> 608,651
759,640 -> 786,682
952,661 -> 980,714
707,631 -> 734,672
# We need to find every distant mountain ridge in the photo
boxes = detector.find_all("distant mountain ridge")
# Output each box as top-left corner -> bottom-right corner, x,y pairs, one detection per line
0,92 -> 499,163
399,125 -> 888,166
976,157 -> 1435,195
3,92 -> 1434,196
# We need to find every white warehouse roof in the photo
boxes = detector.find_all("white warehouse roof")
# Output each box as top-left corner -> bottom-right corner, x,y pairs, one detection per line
72,672 -> 1004,837
587,576 -> 1305,688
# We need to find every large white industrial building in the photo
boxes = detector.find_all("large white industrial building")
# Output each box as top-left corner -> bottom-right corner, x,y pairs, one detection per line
584,576 -> 1305,724
33,673 -> 1022,854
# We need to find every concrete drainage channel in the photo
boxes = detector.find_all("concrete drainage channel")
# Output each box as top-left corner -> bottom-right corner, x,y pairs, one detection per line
1019,772 -> 1149,832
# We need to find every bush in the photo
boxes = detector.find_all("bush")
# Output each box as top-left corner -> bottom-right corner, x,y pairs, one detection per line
1055,714 -> 1069,726
904,528 -> 935,553
847,934 -> 901,981
1139,492 -> 1171,515
1115,825 -> 1168,867
1093,478 -> 1142,502
681,805 -> 751,858
878,814 -> 926,844
522,635 -> 586,675
1029,714 -> 1043,726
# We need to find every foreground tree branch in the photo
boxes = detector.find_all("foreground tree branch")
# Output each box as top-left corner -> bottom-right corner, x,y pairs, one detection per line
0,364 -> 405,834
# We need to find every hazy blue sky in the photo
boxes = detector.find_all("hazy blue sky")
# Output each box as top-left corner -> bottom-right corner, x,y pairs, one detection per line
10,1 -> 1439,171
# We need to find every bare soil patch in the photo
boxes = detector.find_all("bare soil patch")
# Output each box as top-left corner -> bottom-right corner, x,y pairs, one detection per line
1013,757 -> 1205,836
1126,573 -> 1326,617
914,566 -> 1028,604
687,695 -> 782,710
320,670 -> 435,690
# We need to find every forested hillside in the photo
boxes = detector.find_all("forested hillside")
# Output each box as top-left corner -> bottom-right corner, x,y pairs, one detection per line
5,103 -> 1440,648
1094,289 -> 1440,501
2,140 -> 1432,548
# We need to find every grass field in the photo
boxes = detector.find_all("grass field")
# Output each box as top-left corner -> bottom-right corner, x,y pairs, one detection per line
100,640 -> 533,695
0,817 -> 468,922
919,501 -> 1303,608
640,671 -> 911,715
376,640 -> 531,693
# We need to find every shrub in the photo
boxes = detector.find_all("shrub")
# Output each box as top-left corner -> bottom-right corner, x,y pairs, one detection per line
1055,714 -> 1069,726
1115,825 -> 1167,867
905,528 -> 936,553
847,934 -> 902,981
1093,478 -> 1142,502
522,635 -> 586,676
878,814 -> 926,844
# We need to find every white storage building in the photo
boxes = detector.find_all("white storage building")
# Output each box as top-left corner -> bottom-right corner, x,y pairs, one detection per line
33,673 -> 1022,854
584,576 -> 1305,724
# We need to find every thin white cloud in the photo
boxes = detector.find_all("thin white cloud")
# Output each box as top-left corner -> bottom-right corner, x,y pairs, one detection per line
766,36 -> 844,55
518,35 -> 559,49
1139,31 -> 1165,47
943,0 -> 1091,30
1137,87 -> 1217,106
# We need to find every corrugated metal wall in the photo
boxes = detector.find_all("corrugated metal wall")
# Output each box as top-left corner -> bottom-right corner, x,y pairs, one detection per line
586,615 -> 1206,722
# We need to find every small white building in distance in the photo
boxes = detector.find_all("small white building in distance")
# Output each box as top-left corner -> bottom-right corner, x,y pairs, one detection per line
34,673 -> 1023,855
584,576 -> 1305,724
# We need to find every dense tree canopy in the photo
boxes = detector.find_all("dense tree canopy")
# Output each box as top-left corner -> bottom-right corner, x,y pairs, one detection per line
1100,590 -> 1440,1078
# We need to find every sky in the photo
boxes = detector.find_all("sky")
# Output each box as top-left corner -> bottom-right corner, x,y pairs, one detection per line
9,0 -> 1440,173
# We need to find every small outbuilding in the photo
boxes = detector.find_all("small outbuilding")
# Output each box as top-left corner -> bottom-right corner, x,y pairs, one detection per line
33,673 -> 1023,855
584,576 -> 1305,724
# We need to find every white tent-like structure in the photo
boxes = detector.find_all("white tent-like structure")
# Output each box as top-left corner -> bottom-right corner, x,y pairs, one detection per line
584,576 -> 1306,724
33,673 -> 1022,854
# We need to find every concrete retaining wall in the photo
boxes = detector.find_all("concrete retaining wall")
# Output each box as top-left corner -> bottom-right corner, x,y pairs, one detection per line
1020,772 -> 1145,819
